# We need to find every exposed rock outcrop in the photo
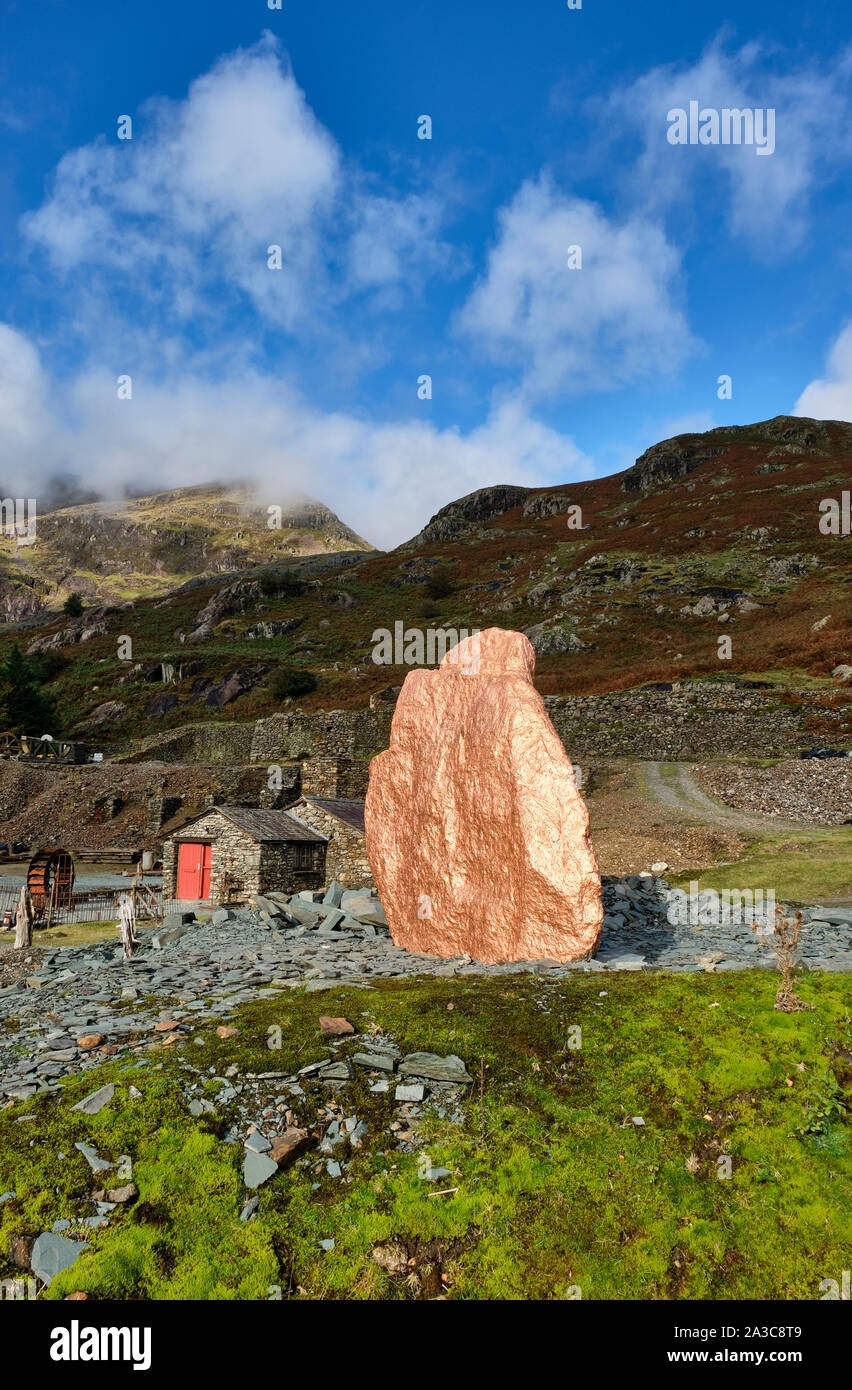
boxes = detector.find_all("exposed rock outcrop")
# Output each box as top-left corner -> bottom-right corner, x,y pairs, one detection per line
405,485 -> 530,548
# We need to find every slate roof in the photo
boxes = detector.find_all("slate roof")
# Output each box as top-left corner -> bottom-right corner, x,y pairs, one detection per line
175,805 -> 327,844
302,798 -> 366,833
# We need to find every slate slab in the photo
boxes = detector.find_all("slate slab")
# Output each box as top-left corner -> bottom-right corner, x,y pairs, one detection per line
71,1084 -> 115,1115
243,1151 -> 278,1189
398,1053 -> 472,1083
30,1233 -> 88,1287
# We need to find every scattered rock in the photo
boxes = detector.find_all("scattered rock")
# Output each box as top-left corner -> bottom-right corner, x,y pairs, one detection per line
71,1084 -> 114,1116
30,1232 -> 88,1286
319,1016 -> 355,1036
243,1151 -> 279,1189
398,1053 -> 472,1084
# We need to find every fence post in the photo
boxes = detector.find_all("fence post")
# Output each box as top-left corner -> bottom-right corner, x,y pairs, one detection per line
46,872 -> 58,930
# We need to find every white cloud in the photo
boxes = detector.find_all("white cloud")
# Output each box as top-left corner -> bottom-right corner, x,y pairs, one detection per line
794,323 -> 852,420
597,35 -> 852,252
0,326 -> 592,547
0,323 -> 56,467
458,175 -> 696,397
22,34 -> 453,340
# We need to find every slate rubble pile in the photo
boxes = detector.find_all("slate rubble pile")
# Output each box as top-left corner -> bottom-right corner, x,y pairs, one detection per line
1,877 -> 851,1105
695,758 -> 852,826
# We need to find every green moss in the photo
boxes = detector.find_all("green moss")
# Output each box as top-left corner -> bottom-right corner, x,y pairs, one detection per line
0,971 -> 850,1300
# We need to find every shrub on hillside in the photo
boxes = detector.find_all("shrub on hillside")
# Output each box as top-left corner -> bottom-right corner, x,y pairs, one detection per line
258,568 -> 306,599
425,567 -> 454,601
268,665 -> 317,701
63,591 -> 84,617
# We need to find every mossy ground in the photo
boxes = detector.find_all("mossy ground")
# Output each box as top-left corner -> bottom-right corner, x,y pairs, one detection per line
1,970 -> 850,1300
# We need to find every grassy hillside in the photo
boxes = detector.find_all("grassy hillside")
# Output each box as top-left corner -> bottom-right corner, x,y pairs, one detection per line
0,482 -> 375,617
3,416 -> 851,740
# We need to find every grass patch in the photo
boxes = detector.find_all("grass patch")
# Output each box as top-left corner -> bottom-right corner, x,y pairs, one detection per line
30,920 -> 120,949
0,970 -> 850,1299
670,828 -> 852,902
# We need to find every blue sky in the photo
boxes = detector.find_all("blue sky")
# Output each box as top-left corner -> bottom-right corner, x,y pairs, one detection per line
2,0 -> 852,545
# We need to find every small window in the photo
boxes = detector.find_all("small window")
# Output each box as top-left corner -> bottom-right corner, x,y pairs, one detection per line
296,843 -> 313,870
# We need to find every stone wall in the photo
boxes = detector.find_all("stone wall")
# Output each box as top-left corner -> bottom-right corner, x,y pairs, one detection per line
121,681 -> 849,770
118,721 -> 255,765
258,840 -> 325,897
300,756 -> 369,799
543,683 -> 829,760
249,709 -> 393,762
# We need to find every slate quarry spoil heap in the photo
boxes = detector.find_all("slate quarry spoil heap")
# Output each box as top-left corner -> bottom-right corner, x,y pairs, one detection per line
365,627 -> 603,963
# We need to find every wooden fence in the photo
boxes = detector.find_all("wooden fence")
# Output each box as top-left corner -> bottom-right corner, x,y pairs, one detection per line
0,884 -> 167,927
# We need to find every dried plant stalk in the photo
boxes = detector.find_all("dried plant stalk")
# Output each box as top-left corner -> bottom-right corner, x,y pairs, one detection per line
752,906 -> 815,1013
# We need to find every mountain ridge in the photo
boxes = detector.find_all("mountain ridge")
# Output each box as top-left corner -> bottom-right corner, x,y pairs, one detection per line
2,415 -> 850,742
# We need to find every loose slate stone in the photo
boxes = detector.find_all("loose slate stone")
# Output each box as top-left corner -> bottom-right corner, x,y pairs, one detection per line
398,1053 -> 472,1083
105,1183 -> 138,1204
269,1128 -> 310,1167
352,1051 -> 397,1072
71,1084 -> 115,1115
317,1061 -> 354,1081
243,1151 -> 278,1189
419,1165 -> 451,1181
30,1232 -> 88,1286
319,1016 -> 355,1036
395,1083 -> 426,1102
74,1143 -> 114,1174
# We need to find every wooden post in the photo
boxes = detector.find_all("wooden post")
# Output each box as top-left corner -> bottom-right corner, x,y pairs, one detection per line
46,871 -> 58,930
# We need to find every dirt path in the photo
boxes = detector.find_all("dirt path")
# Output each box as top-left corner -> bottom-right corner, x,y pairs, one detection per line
641,761 -> 808,834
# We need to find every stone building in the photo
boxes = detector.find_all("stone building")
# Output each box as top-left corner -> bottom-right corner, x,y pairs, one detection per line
162,805 -> 327,904
285,797 -> 373,889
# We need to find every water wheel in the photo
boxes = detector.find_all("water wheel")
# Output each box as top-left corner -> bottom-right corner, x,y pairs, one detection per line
0,731 -> 20,758
27,848 -> 75,918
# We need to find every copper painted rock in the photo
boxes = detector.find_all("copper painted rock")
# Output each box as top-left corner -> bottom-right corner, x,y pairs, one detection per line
365,627 -> 602,963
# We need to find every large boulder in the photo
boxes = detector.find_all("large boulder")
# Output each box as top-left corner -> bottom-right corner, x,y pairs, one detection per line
365,628 -> 602,963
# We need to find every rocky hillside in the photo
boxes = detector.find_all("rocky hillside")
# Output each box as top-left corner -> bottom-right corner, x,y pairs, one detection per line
2,416 -> 851,743
0,483 -> 374,619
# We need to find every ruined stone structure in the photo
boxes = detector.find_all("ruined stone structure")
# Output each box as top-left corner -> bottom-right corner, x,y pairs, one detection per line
366,628 -> 603,963
162,805 -> 327,903
286,796 -> 372,889
300,757 -> 369,799
249,709 -> 393,763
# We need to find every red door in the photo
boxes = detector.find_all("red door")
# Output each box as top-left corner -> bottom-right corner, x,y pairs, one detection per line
177,842 -> 211,899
